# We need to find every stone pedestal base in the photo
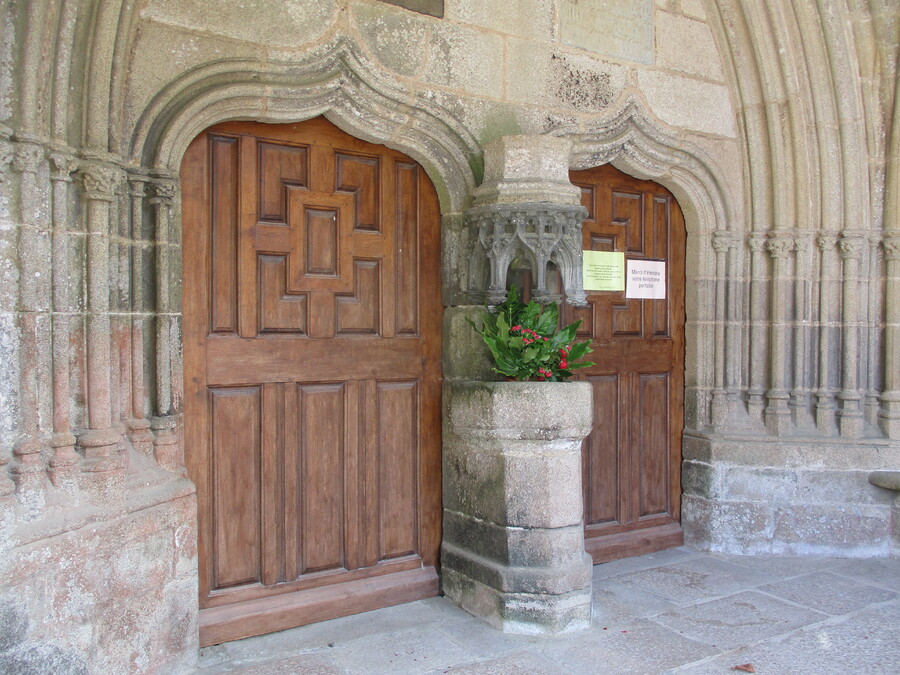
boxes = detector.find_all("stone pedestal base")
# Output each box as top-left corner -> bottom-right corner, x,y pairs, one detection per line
442,381 -> 593,634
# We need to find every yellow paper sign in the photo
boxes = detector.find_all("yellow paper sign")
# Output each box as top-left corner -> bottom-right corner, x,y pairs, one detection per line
582,251 -> 625,291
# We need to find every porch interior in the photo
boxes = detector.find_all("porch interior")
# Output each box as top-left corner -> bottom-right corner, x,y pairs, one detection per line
196,547 -> 900,674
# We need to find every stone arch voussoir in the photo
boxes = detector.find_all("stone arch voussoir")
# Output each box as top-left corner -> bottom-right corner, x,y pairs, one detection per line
129,39 -> 479,214
551,98 -> 733,239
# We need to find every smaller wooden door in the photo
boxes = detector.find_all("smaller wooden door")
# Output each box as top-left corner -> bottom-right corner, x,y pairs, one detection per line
565,164 -> 686,563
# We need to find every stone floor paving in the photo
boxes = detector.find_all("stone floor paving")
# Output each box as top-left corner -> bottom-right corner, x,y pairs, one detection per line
195,548 -> 900,674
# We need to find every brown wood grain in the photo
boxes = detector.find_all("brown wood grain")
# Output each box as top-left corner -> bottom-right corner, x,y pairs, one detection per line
182,117 -> 442,641
568,164 -> 686,562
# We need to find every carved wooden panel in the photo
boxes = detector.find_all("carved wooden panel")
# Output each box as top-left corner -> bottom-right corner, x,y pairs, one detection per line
336,261 -> 380,334
210,134 -> 239,334
258,141 -> 308,223
297,383 -> 345,575
637,372 -> 670,518
377,381 -> 419,560
582,375 -> 620,526
611,189 -> 645,254
612,298 -> 642,337
304,207 -> 339,275
336,153 -> 380,232
395,162 -> 419,335
258,256 -> 307,334
568,164 -> 686,564
210,386 -> 261,589
182,117 -> 442,645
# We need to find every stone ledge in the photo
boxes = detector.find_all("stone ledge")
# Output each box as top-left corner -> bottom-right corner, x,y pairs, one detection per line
7,471 -> 195,547
444,509 -> 588,567
869,470 -> 900,492
442,542 -> 592,596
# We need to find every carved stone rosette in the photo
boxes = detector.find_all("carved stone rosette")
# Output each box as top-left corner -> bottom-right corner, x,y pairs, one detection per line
466,203 -> 588,307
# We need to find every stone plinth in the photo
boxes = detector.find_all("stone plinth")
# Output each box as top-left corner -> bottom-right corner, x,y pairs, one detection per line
442,380 -> 593,633
869,470 -> 900,558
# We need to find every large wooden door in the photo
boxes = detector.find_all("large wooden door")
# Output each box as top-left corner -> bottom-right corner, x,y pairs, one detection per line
565,165 -> 686,563
182,118 -> 442,646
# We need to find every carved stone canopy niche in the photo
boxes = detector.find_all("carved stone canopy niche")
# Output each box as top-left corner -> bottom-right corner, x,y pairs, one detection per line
468,202 -> 587,306
466,135 -> 587,306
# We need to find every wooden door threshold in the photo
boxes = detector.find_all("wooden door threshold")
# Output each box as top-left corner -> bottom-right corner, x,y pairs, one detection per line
199,566 -> 440,646
585,523 -> 684,565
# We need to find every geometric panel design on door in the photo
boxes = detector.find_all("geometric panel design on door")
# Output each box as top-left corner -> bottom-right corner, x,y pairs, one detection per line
182,116 -> 442,646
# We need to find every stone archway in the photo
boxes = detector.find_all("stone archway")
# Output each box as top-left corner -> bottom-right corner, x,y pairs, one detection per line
552,98 -> 738,436
129,40 -> 479,215
122,40 -> 483,646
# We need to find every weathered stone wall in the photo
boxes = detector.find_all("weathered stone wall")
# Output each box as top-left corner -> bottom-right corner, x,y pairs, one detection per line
0,489 -> 197,674
0,0 -> 897,671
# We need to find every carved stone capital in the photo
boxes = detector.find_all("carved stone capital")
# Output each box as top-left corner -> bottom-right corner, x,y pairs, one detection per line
49,153 -> 79,182
712,231 -> 735,253
882,236 -> 900,261
792,231 -> 812,253
817,232 -> 838,251
80,165 -> 122,201
766,234 -> 795,259
748,234 -> 767,253
12,143 -> 45,174
838,234 -> 866,260
150,178 -> 177,204
467,202 -> 588,306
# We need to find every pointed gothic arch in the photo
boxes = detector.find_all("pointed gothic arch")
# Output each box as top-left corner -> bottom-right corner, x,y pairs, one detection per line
551,97 -> 739,431
128,39 -> 480,215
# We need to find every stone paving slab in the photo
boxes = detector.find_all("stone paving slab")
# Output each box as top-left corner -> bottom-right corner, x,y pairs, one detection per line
610,555 -> 773,605
590,546 -> 702,580
675,600 -> 900,675
590,578 -> 680,628
538,618 -> 718,673
195,549 -> 900,675
652,590 -> 828,649
826,557 -> 900,592
325,627 -> 474,674
438,650 -> 567,674
714,552 -> 840,579
758,570 -> 897,615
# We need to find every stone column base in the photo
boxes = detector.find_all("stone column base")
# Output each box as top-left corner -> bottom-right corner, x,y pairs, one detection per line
442,381 -> 593,634
442,545 -> 593,634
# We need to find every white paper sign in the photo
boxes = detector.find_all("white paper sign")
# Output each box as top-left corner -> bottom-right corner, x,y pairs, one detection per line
626,259 -> 666,299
